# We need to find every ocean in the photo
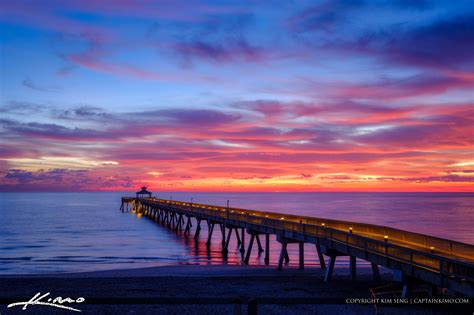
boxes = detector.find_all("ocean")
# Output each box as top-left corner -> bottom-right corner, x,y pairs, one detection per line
1,192 -> 473,274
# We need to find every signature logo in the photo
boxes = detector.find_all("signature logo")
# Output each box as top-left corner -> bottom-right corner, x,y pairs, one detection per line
7,292 -> 85,312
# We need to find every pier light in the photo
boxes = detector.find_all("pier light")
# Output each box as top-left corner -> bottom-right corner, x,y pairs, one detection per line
349,227 -> 353,233
384,235 -> 389,242
231,210 -> 234,213
430,246 -> 435,253
280,217 -> 285,220
265,215 -> 269,218
321,222 -> 325,226
241,212 -> 245,214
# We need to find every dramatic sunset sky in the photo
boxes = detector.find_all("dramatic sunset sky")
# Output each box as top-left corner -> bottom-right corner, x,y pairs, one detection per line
0,0 -> 473,192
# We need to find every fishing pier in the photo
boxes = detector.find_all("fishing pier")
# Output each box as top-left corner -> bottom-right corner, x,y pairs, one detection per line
120,192 -> 474,298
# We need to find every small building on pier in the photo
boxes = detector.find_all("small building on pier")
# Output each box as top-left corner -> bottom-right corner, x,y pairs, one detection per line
136,186 -> 152,199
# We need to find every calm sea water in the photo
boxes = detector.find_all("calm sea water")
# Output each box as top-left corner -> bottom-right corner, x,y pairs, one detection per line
0,192 -> 473,274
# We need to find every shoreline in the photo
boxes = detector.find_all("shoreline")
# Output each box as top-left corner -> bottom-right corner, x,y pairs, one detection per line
0,262 -> 379,278
1,264 -> 466,314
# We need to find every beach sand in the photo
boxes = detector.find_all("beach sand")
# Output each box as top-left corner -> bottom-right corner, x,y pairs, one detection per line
1,265 -> 471,314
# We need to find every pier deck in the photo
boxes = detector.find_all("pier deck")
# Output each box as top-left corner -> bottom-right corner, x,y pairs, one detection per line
120,196 -> 474,297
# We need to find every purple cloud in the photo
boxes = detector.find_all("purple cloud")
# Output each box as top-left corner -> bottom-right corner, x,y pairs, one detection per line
401,175 -> 474,183
22,79 -> 61,92
2,168 -> 134,192
173,39 -> 264,64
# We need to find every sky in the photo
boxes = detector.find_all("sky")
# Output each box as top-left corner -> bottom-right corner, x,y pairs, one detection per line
0,0 -> 473,192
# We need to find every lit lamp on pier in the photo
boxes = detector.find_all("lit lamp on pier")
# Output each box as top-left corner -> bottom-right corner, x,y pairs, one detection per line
384,235 -> 389,242
349,227 -> 353,233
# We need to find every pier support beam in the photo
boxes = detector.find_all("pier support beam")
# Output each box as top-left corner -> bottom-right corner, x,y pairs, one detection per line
264,234 -> 270,265
245,231 -> 268,264
371,263 -> 381,281
256,235 -> 264,254
350,256 -> 356,281
194,218 -> 202,240
276,235 -> 292,270
184,216 -> 192,238
223,227 -> 233,254
240,228 -> 245,258
179,214 -> 185,230
235,228 -> 241,245
172,212 -> 176,226
299,242 -> 304,270
223,226 -> 241,254
244,234 -> 256,265
220,224 -> 226,246
394,270 -> 413,299
277,241 -> 288,271
175,214 -> 183,231
401,283 -> 411,299
316,244 -> 326,269
324,255 -> 337,282
206,221 -> 215,247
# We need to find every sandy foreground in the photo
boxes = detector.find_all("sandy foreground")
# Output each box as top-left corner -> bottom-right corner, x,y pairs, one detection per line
0,264 -> 472,315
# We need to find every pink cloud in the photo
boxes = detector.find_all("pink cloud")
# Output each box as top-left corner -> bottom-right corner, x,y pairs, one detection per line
2,100 -> 473,191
